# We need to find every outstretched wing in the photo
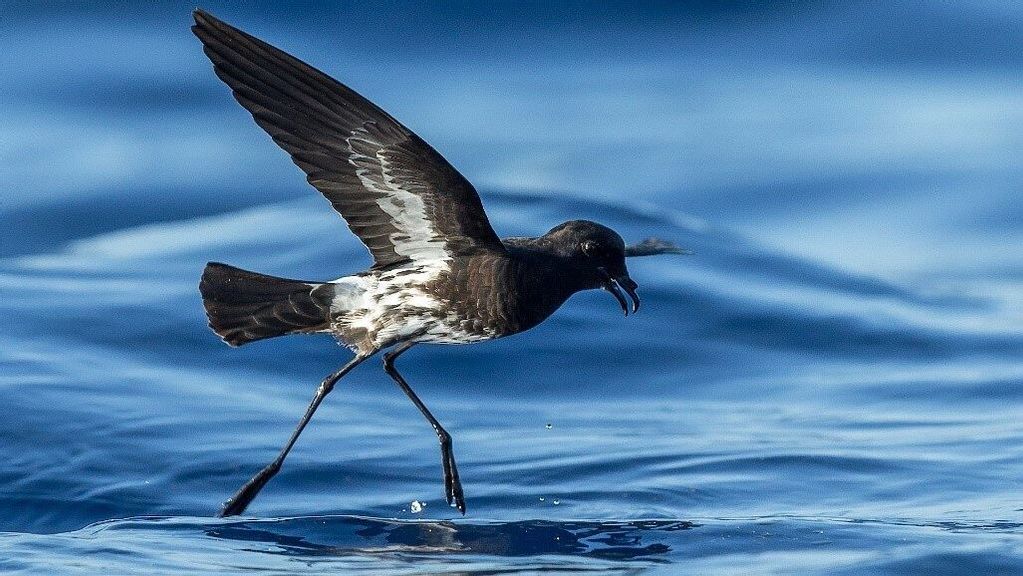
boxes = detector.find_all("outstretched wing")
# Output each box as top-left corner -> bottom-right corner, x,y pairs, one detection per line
625,238 -> 691,257
192,10 -> 505,269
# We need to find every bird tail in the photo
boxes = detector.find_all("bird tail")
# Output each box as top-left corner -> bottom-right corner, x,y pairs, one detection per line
199,262 -> 332,346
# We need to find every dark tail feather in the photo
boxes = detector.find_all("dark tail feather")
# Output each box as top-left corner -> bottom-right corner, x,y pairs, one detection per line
199,262 -> 332,346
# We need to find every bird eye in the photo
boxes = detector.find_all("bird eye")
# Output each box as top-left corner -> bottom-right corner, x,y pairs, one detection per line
581,240 -> 600,258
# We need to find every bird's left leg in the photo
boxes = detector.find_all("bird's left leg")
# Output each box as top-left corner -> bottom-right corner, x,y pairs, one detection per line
218,352 -> 370,517
382,341 -> 466,514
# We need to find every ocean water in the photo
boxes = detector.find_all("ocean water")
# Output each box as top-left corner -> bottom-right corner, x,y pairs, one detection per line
2,1 -> 1022,574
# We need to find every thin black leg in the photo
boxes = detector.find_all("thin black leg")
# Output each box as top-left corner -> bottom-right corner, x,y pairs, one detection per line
383,342 -> 466,514
219,353 -> 370,517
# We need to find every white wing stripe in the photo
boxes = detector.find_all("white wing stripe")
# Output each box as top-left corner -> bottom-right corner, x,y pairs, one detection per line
347,130 -> 451,262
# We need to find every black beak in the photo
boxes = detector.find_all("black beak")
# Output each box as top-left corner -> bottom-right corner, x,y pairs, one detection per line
618,276 -> 640,313
598,268 -> 641,316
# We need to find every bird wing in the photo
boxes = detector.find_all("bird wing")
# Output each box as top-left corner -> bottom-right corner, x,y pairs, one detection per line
192,10 -> 505,269
624,238 -> 691,257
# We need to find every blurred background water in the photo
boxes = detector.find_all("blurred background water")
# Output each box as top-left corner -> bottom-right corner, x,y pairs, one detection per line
2,1 -> 1022,574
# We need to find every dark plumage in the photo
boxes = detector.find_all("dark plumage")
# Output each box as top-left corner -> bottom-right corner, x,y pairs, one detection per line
191,9 -> 502,269
192,9 -> 685,518
199,262 -> 331,346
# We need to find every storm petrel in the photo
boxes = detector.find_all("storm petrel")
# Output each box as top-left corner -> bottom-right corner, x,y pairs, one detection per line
192,9 -> 686,517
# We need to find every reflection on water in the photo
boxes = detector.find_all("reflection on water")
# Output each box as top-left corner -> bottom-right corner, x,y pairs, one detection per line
203,517 -> 689,560
9,514 -> 1021,575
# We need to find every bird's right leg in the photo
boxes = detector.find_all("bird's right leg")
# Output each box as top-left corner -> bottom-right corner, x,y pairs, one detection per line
383,342 -> 466,514
218,353 -> 370,517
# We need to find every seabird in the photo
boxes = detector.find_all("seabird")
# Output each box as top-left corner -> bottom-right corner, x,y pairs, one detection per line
192,9 -> 686,517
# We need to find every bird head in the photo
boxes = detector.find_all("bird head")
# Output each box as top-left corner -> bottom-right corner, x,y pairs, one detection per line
542,220 -> 639,315
543,220 -> 691,316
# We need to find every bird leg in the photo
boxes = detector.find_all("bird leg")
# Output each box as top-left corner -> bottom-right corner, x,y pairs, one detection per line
383,342 -> 466,514
218,353 -> 370,517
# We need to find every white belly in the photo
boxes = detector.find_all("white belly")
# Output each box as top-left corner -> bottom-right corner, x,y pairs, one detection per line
325,260 -> 497,351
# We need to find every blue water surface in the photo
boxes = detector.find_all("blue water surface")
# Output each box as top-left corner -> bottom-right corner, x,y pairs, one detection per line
2,1 -> 1022,574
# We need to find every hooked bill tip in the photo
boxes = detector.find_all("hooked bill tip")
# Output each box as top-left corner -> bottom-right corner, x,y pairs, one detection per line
620,279 -> 640,314
598,267 -> 637,316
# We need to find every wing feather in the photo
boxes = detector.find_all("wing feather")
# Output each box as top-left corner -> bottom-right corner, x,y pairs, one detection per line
192,10 -> 504,268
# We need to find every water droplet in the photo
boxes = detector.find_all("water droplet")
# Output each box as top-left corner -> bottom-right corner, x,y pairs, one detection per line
545,423 -> 552,430
539,496 -> 545,501
410,500 -> 425,513
553,499 -> 560,505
